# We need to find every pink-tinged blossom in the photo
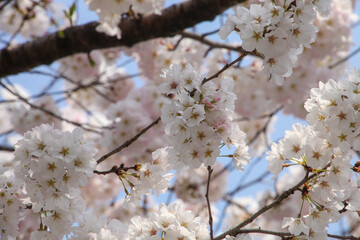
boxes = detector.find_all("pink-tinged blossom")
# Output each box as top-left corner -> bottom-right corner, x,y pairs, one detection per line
219,0 -> 334,85
85,0 -> 165,38
129,37 -> 207,83
159,64 -> 250,170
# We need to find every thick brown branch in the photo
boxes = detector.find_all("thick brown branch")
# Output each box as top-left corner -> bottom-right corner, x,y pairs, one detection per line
0,0 -> 246,78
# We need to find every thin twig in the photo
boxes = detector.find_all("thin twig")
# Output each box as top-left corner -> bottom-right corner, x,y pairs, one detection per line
39,77 -> 60,96
181,31 -> 259,58
169,36 -> 184,51
96,117 -> 161,165
234,105 -> 283,122
202,29 -> 220,37
202,54 -> 248,85
94,163 -> 138,175
227,171 -> 271,196
206,166 -> 214,240
0,0 -> 12,11
5,1 -> 39,48
220,228 -> 292,237
246,106 -> 283,146
327,234 -> 360,240
329,46 -> 360,69
214,171 -> 318,240
0,80 -> 102,134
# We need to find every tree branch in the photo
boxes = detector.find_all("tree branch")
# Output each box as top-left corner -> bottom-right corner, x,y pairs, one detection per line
214,171 -> 318,240
96,117 -> 161,165
180,31 -> 253,57
0,80 -> 102,134
0,0 -> 246,78
0,145 -> 15,152
206,166 -> 214,240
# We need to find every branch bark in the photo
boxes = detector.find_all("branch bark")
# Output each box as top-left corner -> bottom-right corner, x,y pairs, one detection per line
0,0 -> 245,78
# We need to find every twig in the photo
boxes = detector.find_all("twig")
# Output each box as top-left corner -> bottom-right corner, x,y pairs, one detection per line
94,163 -> 138,175
214,171 -> 318,240
206,166 -> 214,240
180,31 -> 259,57
234,105 -> 283,122
0,145 -> 14,152
221,228 -> 292,237
329,46 -> 360,69
202,29 -> 221,37
0,0 -> 248,78
246,106 -> 283,146
327,234 -> 360,240
202,54 -> 248,85
214,203 -> 229,233
0,0 -> 12,11
5,1 -> 38,48
169,36 -> 184,51
227,171 -> 271,196
0,80 -> 102,134
27,71 -> 138,101
0,129 -> 13,136
96,117 -> 161,165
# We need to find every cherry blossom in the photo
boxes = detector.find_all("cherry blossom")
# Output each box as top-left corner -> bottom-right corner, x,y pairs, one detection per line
160,63 -> 250,170
0,0 -> 359,239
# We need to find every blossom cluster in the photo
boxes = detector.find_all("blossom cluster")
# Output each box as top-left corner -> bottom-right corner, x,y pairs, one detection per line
126,148 -> 173,202
266,69 -> 360,238
219,0 -> 333,85
0,0 -> 359,238
67,201 -> 211,240
127,202 -> 209,240
305,69 -> 360,152
69,213 -> 125,240
8,96 -> 62,134
85,0 -> 164,38
0,165 -> 22,239
7,124 -> 97,239
129,37 -> 207,83
0,0 -> 63,38
160,63 -> 250,170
